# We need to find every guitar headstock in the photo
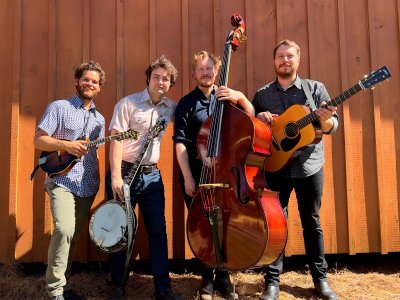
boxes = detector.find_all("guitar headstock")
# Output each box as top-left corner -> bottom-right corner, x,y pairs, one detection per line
360,66 -> 391,90
149,118 -> 167,139
226,13 -> 246,51
115,128 -> 139,141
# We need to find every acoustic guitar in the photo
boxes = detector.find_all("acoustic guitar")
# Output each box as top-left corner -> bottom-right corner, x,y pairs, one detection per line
265,66 -> 391,173
31,128 -> 138,180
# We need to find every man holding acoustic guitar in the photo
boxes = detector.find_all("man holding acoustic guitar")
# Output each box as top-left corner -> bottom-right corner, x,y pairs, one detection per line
253,39 -> 338,300
34,61 -> 106,300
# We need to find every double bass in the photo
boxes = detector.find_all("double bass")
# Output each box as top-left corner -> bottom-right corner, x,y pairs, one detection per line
186,14 -> 288,271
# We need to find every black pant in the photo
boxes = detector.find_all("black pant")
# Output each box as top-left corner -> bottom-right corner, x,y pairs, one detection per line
263,168 -> 328,284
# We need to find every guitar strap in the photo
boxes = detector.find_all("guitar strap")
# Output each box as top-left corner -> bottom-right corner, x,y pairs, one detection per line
301,79 -> 317,111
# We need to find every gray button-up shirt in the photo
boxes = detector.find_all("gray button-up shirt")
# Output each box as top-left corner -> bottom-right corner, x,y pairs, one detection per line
252,76 -> 338,178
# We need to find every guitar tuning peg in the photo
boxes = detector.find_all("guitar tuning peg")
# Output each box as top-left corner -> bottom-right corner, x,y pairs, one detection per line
371,86 -> 375,90
364,75 -> 368,78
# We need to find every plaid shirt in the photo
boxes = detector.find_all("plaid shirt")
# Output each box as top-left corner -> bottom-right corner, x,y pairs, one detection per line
37,94 -> 105,197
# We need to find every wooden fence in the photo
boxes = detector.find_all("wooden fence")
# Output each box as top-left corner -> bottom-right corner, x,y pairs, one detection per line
0,0 -> 399,263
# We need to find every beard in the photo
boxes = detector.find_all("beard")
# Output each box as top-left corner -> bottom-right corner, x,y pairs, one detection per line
197,76 -> 214,88
275,64 -> 296,79
76,84 -> 97,100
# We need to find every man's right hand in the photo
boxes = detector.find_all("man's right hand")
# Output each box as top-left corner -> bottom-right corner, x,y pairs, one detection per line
184,175 -> 197,198
111,175 -> 125,202
256,111 -> 279,125
64,140 -> 88,157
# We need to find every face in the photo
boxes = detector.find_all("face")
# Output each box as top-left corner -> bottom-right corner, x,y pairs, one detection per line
274,45 -> 300,78
192,57 -> 218,88
75,70 -> 101,101
147,66 -> 171,98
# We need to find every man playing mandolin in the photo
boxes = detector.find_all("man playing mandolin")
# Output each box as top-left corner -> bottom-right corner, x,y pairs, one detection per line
253,39 -> 338,300
173,50 -> 254,300
34,61 -> 106,300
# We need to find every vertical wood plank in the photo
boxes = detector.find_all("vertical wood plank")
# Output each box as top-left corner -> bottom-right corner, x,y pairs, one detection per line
7,0 -> 22,263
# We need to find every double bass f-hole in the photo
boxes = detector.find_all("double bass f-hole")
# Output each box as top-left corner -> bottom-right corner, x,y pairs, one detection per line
230,167 -> 250,204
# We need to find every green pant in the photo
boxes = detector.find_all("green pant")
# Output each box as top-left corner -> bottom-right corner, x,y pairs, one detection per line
45,182 -> 96,297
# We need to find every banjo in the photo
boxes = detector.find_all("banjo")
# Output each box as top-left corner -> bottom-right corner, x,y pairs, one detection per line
89,118 -> 167,254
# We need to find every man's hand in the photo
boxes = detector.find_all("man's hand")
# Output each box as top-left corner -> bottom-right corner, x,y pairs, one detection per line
111,175 -> 125,202
184,175 -> 197,197
64,140 -> 88,157
256,111 -> 279,125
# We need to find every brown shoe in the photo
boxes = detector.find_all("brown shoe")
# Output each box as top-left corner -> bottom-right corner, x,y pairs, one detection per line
259,283 -> 279,300
314,280 -> 337,300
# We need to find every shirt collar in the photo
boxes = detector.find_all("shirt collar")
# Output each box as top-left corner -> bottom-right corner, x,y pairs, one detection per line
194,85 -> 218,100
275,75 -> 303,91
140,88 -> 173,108
70,94 -> 97,115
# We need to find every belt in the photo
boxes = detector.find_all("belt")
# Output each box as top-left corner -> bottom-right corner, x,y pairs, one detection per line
121,161 -> 158,174
139,164 -> 158,174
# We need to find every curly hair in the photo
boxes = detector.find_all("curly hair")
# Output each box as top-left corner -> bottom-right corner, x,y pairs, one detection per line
145,55 -> 178,87
74,60 -> 106,86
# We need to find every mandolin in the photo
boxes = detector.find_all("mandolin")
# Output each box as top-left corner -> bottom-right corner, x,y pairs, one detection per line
30,128 -> 138,180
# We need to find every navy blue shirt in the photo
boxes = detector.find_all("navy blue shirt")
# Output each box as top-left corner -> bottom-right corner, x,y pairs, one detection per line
252,76 -> 338,178
173,86 -> 217,180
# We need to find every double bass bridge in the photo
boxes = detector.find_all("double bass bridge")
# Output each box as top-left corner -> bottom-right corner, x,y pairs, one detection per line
199,183 -> 230,189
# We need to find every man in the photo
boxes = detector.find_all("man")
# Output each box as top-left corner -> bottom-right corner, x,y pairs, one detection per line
173,50 -> 254,300
34,61 -> 106,300
252,39 -> 338,300
106,55 -> 181,300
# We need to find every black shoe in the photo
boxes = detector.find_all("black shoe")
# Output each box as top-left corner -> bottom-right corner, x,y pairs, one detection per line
199,280 -> 213,300
155,289 -> 182,300
63,290 -> 86,300
214,278 -> 238,300
259,283 -> 279,300
314,280 -> 337,300
106,285 -> 126,300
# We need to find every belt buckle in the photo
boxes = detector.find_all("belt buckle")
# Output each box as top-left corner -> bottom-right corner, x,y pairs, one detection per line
141,165 -> 153,174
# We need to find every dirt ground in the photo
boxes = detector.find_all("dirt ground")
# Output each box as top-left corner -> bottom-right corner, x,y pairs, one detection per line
1,253 -> 399,299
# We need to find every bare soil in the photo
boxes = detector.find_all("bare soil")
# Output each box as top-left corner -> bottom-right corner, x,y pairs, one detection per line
1,253 -> 399,299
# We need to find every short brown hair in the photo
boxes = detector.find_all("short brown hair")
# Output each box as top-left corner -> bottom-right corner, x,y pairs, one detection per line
74,60 -> 106,86
145,55 -> 178,87
192,51 -> 221,72
273,39 -> 301,59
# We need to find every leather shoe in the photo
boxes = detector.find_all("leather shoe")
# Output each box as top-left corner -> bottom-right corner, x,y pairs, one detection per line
199,280 -> 213,300
314,280 -> 337,300
214,277 -> 238,300
63,290 -> 86,300
155,289 -> 182,300
259,284 -> 279,300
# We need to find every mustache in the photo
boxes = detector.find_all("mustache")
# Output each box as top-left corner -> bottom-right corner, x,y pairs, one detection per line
279,63 -> 292,68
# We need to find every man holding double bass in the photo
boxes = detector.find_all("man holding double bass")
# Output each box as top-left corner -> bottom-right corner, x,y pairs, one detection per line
173,50 -> 254,300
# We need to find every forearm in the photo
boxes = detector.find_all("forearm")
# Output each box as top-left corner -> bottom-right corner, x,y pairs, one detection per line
237,92 -> 255,116
109,132 -> 123,179
175,143 -> 193,180
34,130 -> 68,152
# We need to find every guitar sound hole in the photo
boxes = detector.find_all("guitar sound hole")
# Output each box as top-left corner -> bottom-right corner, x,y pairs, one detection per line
284,122 -> 299,139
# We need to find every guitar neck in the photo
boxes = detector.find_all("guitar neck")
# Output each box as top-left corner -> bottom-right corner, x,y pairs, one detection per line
297,82 -> 363,129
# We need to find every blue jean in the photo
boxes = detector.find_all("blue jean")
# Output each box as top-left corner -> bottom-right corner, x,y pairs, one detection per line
106,166 -> 171,293
263,168 -> 328,284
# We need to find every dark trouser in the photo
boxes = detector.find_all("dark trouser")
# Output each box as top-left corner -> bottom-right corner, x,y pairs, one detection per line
106,164 -> 171,293
263,168 -> 328,285
179,174 -> 230,283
